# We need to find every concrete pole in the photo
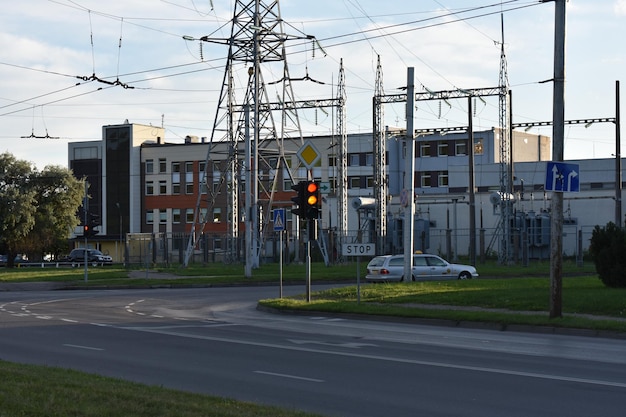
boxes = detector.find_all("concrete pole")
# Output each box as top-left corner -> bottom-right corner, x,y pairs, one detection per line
468,96 -> 476,266
403,67 -> 416,282
550,0 -> 566,319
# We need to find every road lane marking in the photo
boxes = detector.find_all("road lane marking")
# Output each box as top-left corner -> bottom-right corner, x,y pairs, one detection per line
254,370 -> 324,383
115,326 -> 626,390
63,344 -> 104,351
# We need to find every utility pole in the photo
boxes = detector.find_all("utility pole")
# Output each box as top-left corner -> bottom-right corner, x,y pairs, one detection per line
468,96 -> 476,266
615,80 -> 622,226
550,0 -> 566,319
403,67 -> 415,282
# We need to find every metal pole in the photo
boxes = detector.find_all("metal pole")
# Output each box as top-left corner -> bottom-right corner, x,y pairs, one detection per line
615,80 -> 622,226
403,67 -> 415,282
468,96 -> 476,266
83,181 -> 89,282
306,239 -> 311,302
279,231 -> 283,298
244,103 -> 253,277
550,0 -> 566,319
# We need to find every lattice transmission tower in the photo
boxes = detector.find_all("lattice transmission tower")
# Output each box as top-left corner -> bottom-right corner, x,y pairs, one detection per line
183,0 -> 346,270
498,14 -> 513,264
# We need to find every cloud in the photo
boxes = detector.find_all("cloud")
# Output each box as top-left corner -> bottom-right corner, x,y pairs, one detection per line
615,0 -> 626,15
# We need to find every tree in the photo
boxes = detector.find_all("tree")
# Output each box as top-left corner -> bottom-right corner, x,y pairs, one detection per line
0,153 -> 37,267
588,222 -> 626,288
24,165 -> 84,260
0,153 -> 84,266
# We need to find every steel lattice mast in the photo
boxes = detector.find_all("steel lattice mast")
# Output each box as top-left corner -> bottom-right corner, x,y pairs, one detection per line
373,55 -> 387,254
498,14 -> 513,264
336,59 -> 348,255
183,0 -> 346,270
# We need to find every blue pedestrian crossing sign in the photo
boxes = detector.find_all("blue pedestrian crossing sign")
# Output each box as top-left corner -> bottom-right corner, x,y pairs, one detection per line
545,161 -> 580,192
273,208 -> 286,231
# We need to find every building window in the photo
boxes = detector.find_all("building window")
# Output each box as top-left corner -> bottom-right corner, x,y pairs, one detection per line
349,177 -> 361,189
438,171 -> 449,187
421,172 -> 431,188
74,146 -> 98,160
159,158 -> 167,173
328,154 -> 336,167
146,159 -> 154,174
159,180 -> 167,195
455,140 -> 467,156
146,181 -> 154,195
146,211 -> 153,224
200,208 -> 208,223
420,142 -> 431,157
159,209 -> 167,224
349,154 -> 360,166
213,207 -> 222,223
186,208 -> 194,223
366,176 -> 374,188
365,153 -> 374,166
172,209 -> 181,224
172,162 -> 180,195
438,142 -> 448,157
185,162 -> 194,194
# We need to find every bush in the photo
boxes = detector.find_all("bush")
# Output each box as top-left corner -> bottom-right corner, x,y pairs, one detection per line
589,222 -> 626,287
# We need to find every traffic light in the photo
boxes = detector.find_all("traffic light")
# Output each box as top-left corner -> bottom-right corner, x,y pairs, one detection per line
304,181 -> 321,219
291,181 -> 305,217
83,221 -> 99,237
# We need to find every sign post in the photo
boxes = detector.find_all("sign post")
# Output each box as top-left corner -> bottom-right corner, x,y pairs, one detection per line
342,243 -> 375,303
273,208 -> 286,298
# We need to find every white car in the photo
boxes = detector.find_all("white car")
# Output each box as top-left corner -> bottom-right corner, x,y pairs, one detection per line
366,254 -> 478,282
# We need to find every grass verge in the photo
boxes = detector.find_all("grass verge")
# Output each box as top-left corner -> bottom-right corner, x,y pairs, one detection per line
259,276 -> 626,334
0,360 -> 323,417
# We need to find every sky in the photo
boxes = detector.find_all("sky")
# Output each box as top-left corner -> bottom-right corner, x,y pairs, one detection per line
1,0 -> 625,170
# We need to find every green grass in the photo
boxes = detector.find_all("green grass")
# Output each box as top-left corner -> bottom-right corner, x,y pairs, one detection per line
0,360 -> 323,417
259,276 -> 626,333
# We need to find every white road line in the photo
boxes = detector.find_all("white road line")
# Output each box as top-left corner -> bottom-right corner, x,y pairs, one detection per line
118,326 -> 626,390
63,344 -> 104,351
254,370 -> 324,383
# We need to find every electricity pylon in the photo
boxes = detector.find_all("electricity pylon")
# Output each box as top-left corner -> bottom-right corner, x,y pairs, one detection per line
183,0 -> 346,272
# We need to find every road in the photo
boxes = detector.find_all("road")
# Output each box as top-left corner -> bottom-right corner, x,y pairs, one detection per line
0,285 -> 625,417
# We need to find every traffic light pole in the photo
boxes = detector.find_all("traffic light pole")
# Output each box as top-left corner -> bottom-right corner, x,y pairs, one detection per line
83,181 -> 89,282
306,236 -> 311,303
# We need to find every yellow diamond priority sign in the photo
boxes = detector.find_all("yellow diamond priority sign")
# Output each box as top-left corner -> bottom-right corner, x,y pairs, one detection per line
297,140 -> 321,169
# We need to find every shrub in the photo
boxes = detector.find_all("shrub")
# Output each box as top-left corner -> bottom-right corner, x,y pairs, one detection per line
589,222 -> 626,287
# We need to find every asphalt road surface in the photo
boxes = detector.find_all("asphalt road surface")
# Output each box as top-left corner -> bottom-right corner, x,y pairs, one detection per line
1,285 -> 625,417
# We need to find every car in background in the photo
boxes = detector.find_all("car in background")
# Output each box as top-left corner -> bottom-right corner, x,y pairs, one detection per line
0,254 -> 29,266
68,248 -> 112,266
366,253 -> 478,282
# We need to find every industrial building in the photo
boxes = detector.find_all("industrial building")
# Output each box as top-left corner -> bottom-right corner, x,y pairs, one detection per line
68,122 -> 620,265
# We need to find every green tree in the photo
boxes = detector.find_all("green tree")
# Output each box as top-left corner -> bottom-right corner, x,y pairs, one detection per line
0,153 -> 37,266
0,153 -> 83,266
23,165 -> 84,260
588,221 -> 626,288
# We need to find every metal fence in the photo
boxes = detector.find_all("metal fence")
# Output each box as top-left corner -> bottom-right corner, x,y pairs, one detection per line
124,223 -> 597,268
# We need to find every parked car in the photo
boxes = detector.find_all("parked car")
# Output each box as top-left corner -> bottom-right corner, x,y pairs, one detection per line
0,254 -> 29,266
365,254 -> 478,282
68,248 -> 112,265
